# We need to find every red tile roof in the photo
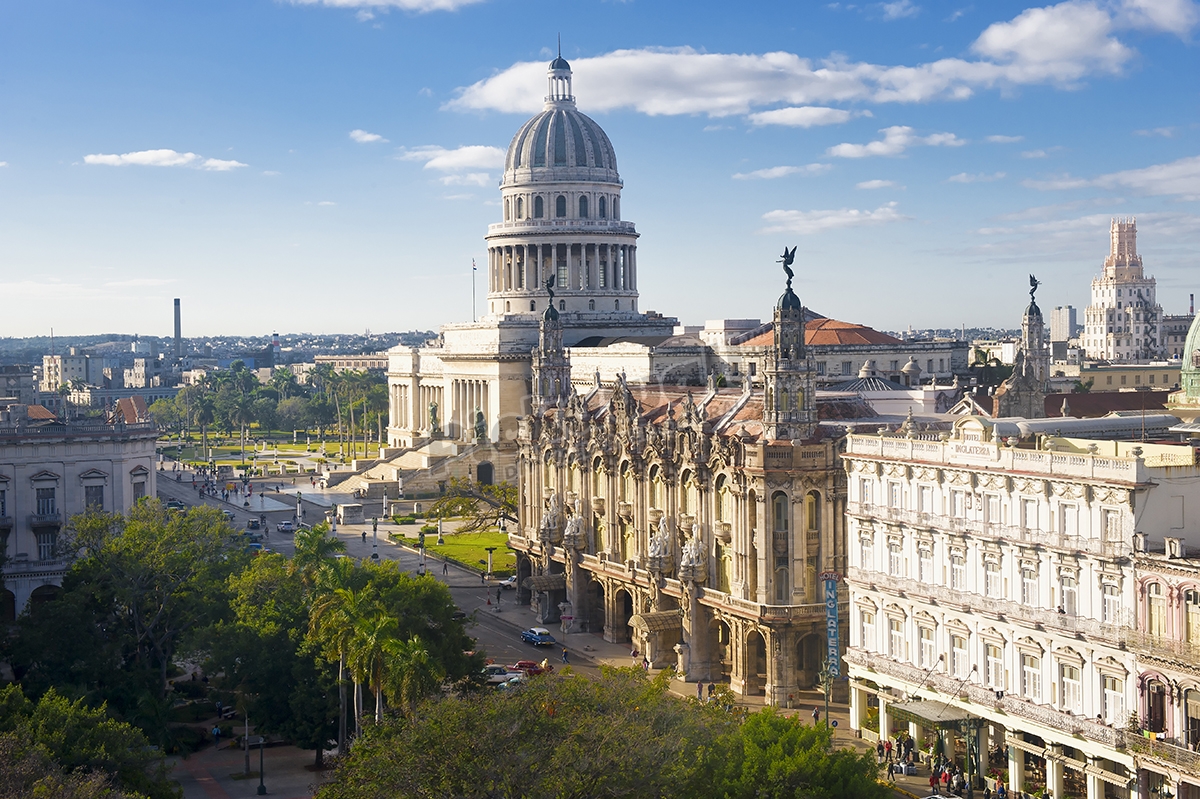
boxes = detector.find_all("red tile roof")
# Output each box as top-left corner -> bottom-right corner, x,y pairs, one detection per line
738,319 -> 903,347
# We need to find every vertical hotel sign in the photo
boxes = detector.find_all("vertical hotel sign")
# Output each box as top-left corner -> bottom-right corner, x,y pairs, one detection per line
820,572 -> 841,678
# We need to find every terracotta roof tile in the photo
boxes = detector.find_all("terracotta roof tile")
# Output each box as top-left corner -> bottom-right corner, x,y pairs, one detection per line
737,318 -> 903,348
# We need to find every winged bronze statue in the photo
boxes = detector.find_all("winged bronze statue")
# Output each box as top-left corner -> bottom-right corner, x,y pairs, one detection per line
778,246 -> 797,282
545,276 -> 555,302
1029,274 -> 1040,301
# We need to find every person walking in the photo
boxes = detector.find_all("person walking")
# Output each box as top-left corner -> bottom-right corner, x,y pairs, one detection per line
811,706 -> 821,725
442,559 -> 448,576
212,725 -> 221,749
876,740 -> 885,762
697,682 -> 703,701
707,682 -> 716,702
561,648 -> 569,664
884,739 -> 893,762
886,762 -> 895,783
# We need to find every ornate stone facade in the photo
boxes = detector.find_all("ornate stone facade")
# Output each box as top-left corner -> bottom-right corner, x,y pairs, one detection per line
1083,218 -> 1165,363
509,275 -> 848,704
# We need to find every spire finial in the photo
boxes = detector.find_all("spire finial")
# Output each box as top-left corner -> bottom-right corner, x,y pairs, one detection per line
558,34 -> 561,58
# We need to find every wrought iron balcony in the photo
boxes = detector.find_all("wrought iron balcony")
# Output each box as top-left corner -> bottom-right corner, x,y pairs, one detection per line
29,512 -> 62,527
0,515 -> 12,529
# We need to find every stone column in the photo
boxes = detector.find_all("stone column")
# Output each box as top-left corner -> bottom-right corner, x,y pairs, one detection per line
1045,745 -> 1064,799
878,695 -> 890,743
1085,759 -> 1104,799
976,726 -> 989,780
1007,740 -> 1024,795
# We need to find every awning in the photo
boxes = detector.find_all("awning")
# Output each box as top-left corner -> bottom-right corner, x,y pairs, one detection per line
886,700 -> 979,730
523,574 -> 567,592
630,610 -> 683,634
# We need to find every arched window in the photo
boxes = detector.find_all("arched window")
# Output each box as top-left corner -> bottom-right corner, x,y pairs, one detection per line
543,451 -> 554,488
805,491 -> 821,532
579,196 -> 589,218
680,470 -> 692,514
588,299 -> 595,310
620,461 -> 631,502
592,457 -> 604,496
504,198 -> 510,221
649,465 -> 662,508
534,196 -> 544,218
505,301 -> 510,312
559,300 -> 565,311
1148,582 -> 1166,637
555,195 -> 567,217
599,196 -> 607,218
714,474 -> 728,521
614,300 -> 620,310
516,197 -> 523,219
529,300 -> 536,311
772,492 -> 789,602
613,198 -> 620,220
1187,588 -> 1200,642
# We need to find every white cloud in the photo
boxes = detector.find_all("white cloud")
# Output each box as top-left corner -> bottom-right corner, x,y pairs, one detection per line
0,161 -> 7,167
948,171 -> 1005,183
200,158 -> 247,171
1134,126 -> 1178,138
986,134 -> 1023,143
759,201 -> 908,234
448,4 -> 1194,119
288,0 -> 487,13
84,149 -> 200,167
318,201 -> 337,206
747,106 -> 861,127
856,179 -> 897,189
83,148 -> 245,171
1022,155 -> 1200,199
398,144 -> 505,172
263,170 -> 281,176
439,172 -> 492,186
827,125 -> 964,157
350,129 -> 388,143
104,278 -> 175,288
1021,149 -> 1050,158
733,164 -> 831,180
881,0 -> 919,20
355,9 -> 375,20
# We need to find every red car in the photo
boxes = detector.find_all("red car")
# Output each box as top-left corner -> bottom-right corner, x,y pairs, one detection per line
509,660 -> 554,677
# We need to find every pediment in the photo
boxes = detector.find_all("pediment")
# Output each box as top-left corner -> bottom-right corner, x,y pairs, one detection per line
78,469 -> 109,481
29,470 -> 61,482
129,465 -> 151,477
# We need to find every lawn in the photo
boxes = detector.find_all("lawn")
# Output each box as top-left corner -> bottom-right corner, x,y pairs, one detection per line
407,530 -> 517,577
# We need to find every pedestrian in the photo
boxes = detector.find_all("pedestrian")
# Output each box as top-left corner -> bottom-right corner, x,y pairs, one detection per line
212,725 -> 221,748
561,648 -> 569,664
216,699 -> 223,717
697,682 -> 704,701
886,762 -> 895,783
996,783 -> 1007,799
496,590 -> 502,608
811,706 -> 820,725
442,559 -> 449,575
984,786 -> 992,799
929,773 -> 938,794
361,530 -> 367,543
884,739 -> 893,762
876,740 -> 884,762
641,657 -> 649,673
481,571 -> 486,585
707,682 -> 716,701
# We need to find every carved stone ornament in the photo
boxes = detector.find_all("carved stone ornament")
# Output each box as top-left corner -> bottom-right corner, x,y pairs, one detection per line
1013,478 -> 1048,495
884,464 -> 907,478
540,492 -> 564,545
1051,482 -> 1089,500
945,471 -> 973,486
1093,486 -> 1130,506
563,498 -> 588,551
647,515 -> 673,575
678,531 -> 707,584
914,467 -> 939,482
978,474 -> 1008,490
715,521 -> 732,544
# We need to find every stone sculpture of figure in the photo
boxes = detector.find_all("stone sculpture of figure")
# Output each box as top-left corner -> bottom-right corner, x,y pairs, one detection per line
648,520 -> 669,559
474,407 -> 486,440
679,526 -> 707,584
541,492 -> 561,536
563,498 -> 586,550
429,401 -> 440,433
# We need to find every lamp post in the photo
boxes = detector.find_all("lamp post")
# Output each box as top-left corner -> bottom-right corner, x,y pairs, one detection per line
817,656 -> 834,743
371,517 -> 379,561
958,717 -> 982,799
484,547 -> 497,579
256,735 -> 267,795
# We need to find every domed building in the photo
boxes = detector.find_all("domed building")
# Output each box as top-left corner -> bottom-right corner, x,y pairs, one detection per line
384,57 -> 676,475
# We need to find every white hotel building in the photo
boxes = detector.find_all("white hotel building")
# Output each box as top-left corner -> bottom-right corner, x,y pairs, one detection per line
843,414 -> 1200,799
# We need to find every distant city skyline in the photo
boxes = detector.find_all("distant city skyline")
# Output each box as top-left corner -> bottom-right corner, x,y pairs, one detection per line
1,0 -> 1197,337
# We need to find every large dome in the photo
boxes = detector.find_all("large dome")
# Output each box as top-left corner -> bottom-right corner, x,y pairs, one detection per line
503,106 -> 620,185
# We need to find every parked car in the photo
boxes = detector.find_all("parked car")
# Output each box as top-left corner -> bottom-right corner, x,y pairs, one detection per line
482,664 -> 522,685
520,627 -> 556,646
276,521 -> 295,534
509,659 -> 553,677
246,518 -> 261,530
221,511 -> 236,522
165,500 -> 186,511
244,531 -> 263,544
497,674 -> 525,690
451,607 -> 468,620
497,575 -> 518,590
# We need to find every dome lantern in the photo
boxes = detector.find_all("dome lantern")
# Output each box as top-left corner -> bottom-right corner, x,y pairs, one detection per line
546,45 -> 574,107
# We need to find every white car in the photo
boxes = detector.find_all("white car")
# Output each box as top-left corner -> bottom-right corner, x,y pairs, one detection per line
482,664 -> 522,685
498,575 -> 518,590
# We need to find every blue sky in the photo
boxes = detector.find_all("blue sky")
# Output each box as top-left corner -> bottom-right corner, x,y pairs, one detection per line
1,0 -> 1198,337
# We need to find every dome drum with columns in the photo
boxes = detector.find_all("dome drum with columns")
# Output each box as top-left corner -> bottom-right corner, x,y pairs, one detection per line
486,56 -> 641,318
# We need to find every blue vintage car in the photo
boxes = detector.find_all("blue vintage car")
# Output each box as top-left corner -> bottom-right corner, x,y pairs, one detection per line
519,627 -> 557,646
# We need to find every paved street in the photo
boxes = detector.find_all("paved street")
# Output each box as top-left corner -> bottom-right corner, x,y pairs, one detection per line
158,468 -> 895,798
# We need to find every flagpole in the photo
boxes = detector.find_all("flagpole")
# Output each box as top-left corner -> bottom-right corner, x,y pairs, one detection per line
472,258 -> 477,322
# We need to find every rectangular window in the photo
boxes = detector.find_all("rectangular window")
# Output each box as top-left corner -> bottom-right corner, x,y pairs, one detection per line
860,611 -> 876,651
133,481 -> 146,501
859,537 -> 873,571
842,361 -> 852,375
889,619 -> 905,660
816,361 -> 826,375
1022,654 -> 1041,702
0,489 -> 5,517
84,484 -> 104,511
36,530 -> 56,561
860,479 -> 873,505
951,490 -> 966,518
1022,567 -> 1039,606
1061,504 -> 1078,536
1061,664 -> 1081,713
1060,575 -> 1078,616
1103,583 -> 1121,624
35,487 -> 56,516
987,644 -> 1004,690
985,494 -> 1001,524
1021,498 -> 1037,529
952,635 -> 968,678
950,555 -> 966,590
985,561 -> 1002,597
888,482 -> 901,508
918,548 -> 933,583
1103,676 -> 1125,725
919,626 -> 935,668
919,486 -> 933,514
888,543 -> 903,577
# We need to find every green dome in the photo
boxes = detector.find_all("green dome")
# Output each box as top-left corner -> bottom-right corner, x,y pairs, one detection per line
1181,313 -> 1200,398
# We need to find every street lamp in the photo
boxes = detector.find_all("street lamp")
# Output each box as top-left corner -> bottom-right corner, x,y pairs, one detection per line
484,546 -> 497,579
816,656 -> 834,741
371,517 -> 379,561
255,735 -> 267,795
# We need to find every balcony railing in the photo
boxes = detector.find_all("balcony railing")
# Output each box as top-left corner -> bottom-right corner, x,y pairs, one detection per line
0,515 -> 12,529
847,567 -> 1131,644
0,421 -> 157,438
1124,731 -> 1200,775
845,502 -> 1132,558
29,512 -> 62,527
1122,629 -> 1200,664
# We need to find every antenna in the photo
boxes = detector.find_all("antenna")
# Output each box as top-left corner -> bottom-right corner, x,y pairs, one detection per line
558,33 -> 561,58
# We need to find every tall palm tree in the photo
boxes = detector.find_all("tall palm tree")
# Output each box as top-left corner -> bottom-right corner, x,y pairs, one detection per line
309,578 -> 374,749
349,609 -> 399,724
192,391 -> 216,460
291,524 -> 346,584
383,636 -> 444,715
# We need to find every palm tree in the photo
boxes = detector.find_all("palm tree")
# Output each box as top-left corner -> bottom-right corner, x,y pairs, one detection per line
230,392 -> 256,466
364,381 -> 388,456
383,636 -> 444,715
309,577 -> 371,750
291,524 -> 346,584
192,391 -> 215,460
348,610 -> 400,724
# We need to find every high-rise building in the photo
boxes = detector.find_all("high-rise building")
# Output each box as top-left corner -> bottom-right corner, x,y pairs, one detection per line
1082,218 -> 1164,362
1050,305 -> 1077,342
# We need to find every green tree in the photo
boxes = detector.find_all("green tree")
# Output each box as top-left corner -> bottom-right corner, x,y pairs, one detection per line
0,684 -> 177,799
381,636 -> 443,715
277,397 -> 310,435
0,732 -> 142,799
427,477 -> 518,533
